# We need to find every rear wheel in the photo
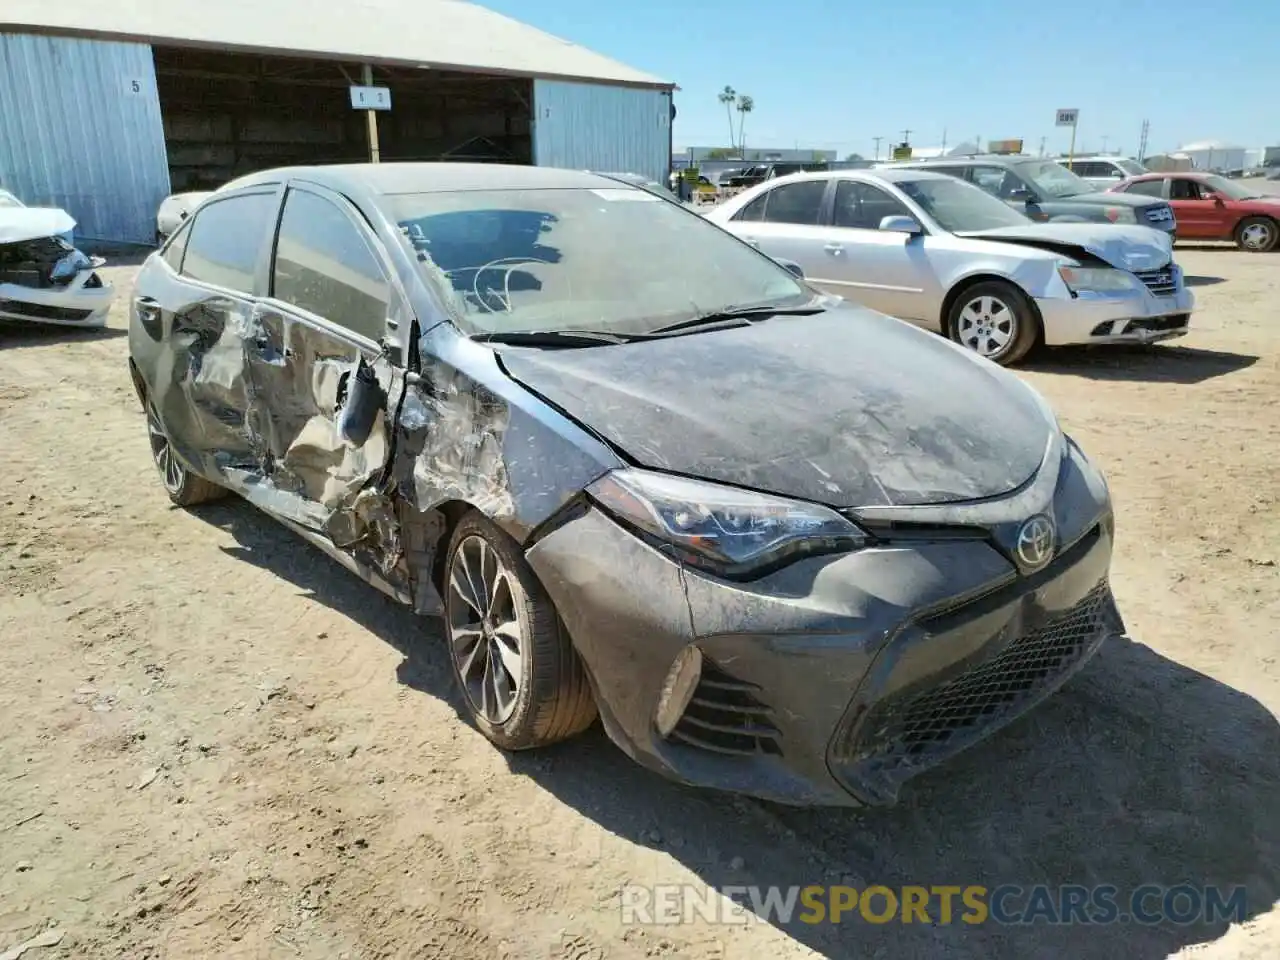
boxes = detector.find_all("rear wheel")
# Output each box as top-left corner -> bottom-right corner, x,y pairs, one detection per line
1235,217 -> 1277,253
444,511 -> 596,750
145,401 -> 226,506
946,280 -> 1039,366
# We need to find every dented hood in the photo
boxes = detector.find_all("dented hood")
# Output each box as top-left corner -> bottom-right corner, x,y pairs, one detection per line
959,223 -> 1173,270
0,208 -> 76,244
500,305 -> 1054,509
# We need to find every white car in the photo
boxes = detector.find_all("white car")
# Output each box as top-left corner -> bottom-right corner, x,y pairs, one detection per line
156,191 -> 213,245
704,168 -> 1194,365
0,202 -> 115,330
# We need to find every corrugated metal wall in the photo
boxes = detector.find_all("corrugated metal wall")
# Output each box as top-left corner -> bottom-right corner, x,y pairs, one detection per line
0,33 -> 170,244
532,80 -> 670,184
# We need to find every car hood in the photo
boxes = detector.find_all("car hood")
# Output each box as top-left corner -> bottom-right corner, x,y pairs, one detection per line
499,305 -> 1054,509
958,223 -> 1173,270
0,207 -> 76,244
1062,190 -> 1151,208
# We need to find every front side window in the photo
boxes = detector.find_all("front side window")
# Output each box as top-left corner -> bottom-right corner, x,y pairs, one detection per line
1169,179 -> 1203,200
392,187 -> 808,337
832,181 -> 911,230
272,189 -> 391,341
895,177 -> 1032,232
181,192 -> 278,294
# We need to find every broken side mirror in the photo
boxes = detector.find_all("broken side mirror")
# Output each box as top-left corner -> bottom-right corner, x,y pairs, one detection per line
336,358 -> 386,448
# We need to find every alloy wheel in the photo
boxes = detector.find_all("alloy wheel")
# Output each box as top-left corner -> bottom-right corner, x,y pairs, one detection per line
146,402 -> 186,495
957,295 -> 1016,358
447,534 -> 525,725
1240,221 -> 1275,251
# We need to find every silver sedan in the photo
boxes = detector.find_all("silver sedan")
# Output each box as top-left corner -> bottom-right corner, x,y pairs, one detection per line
704,168 -> 1195,365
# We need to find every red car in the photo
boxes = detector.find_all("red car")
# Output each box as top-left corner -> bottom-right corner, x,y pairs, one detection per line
1109,172 -> 1280,252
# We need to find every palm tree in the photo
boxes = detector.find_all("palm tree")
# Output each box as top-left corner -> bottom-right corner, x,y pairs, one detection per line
718,86 -> 738,152
735,95 -> 754,156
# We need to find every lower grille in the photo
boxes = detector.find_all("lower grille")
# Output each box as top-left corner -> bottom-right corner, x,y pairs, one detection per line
1134,268 -> 1177,297
838,579 -> 1114,774
0,298 -> 95,322
671,659 -> 782,757
1122,314 -> 1188,335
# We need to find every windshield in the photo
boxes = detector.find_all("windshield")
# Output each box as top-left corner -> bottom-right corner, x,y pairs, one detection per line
1201,175 -> 1260,200
896,177 -> 1032,232
1116,159 -> 1147,177
392,186 -> 808,336
1015,160 -> 1093,198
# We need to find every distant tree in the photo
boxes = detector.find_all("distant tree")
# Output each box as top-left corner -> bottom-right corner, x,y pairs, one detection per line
718,85 -> 738,150
704,147 -> 737,160
735,95 -> 754,154
844,152 -> 864,162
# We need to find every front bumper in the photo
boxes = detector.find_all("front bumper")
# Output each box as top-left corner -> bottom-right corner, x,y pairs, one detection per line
1037,283 -> 1194,347
0,272 -> 114,328
526,442 -> 1122,807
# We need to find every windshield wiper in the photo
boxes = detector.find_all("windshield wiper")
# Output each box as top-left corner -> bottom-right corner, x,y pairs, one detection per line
648,302 -> 827,336
470,329 -> 632,348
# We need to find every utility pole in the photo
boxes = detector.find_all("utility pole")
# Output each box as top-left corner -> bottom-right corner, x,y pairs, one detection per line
872,136 -> 883,160
1101,134 -> 1110,154
901,128 -> 912,144
1138,119 -> 1150,161
940,128 -> 947,153
1038,136 -> 1046,157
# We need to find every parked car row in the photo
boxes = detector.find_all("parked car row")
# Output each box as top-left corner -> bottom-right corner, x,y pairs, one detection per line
127,162 -> 1125,809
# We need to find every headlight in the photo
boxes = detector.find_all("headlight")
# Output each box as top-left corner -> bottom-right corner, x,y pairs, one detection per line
1058,265 -> 1139,294
1103,206 -> 1137,224
586,468 -> 869,577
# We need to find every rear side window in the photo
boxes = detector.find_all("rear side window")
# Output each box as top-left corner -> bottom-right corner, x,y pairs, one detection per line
181,192 -> 277,294
271,189 -> 391,341
757,180 -> 827,225
162,218 -> 192,272
1124,179 -> 1166,197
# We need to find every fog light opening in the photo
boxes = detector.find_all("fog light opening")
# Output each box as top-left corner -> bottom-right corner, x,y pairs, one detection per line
655,645 -> 703,738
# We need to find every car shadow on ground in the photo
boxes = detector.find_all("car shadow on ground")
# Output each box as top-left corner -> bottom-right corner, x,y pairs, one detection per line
191,499 -> 1280,960
1026,344 -> 1258,384
1183,275 -> 1228,287
0,323 -> 127,349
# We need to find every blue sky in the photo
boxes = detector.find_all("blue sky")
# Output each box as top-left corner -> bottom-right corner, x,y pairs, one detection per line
480,0 -> 1277,158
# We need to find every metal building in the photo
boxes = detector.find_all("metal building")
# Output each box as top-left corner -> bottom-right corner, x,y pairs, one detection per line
0,0 -> 674,244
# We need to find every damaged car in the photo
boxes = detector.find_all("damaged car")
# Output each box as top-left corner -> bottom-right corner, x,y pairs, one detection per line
1,204 -> 114,329
128,163 -> 1124,807
705,168 -> 1194,365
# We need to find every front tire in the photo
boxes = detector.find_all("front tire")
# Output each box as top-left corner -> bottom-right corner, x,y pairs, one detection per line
1235,216 -> 1277,253
946,280 -> 1039,366
145,401 -> 226,507
444,511 -> 596,750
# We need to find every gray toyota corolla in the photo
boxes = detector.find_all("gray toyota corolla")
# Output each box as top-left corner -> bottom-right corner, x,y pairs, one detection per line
128,163 -> 1123,807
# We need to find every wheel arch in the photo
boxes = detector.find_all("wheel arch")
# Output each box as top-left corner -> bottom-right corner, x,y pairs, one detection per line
940,273 -> 1045,340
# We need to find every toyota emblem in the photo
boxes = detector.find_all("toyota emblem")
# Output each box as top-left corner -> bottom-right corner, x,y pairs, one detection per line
1016,515 -> 1056,570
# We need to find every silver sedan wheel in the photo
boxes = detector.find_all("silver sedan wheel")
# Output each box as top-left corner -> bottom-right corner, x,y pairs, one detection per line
1240,220 -> 1275,251
146,402 -> 186,495
957,294 -> 1016,358
447,534 -> 524,725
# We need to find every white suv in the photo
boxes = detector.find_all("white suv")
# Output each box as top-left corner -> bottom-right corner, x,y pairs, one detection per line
1061,156 -> 1149,190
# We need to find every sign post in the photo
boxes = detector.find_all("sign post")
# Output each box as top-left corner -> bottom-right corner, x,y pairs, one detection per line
1056,108 -> 1079,167
352,66 -> 392,163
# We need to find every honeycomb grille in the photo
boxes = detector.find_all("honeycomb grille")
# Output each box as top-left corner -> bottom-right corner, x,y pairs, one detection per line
840,579 -> 1114,773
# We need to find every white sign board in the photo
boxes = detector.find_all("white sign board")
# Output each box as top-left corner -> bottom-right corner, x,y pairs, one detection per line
1055,108 -> 1079,127
350,86 -> 392,111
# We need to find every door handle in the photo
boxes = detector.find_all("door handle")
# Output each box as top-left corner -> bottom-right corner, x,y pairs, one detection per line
744,238 -> 760,248
824,243 -> 844,255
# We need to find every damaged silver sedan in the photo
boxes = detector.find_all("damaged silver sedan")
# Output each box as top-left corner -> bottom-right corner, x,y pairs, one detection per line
1,205 -> 114,328
129,164 -> 1123,807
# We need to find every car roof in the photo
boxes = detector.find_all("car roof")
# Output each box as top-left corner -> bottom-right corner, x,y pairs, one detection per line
220,162 -> 620,195
1127,171 -> 1205,180
761,168 -> 958,185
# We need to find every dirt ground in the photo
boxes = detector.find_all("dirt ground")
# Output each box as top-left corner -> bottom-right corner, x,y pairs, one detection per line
1,209 -> 1278,959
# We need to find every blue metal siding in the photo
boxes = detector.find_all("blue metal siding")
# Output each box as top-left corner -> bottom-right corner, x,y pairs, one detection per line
0,33 -> 170,244
532,80 -> 670,184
